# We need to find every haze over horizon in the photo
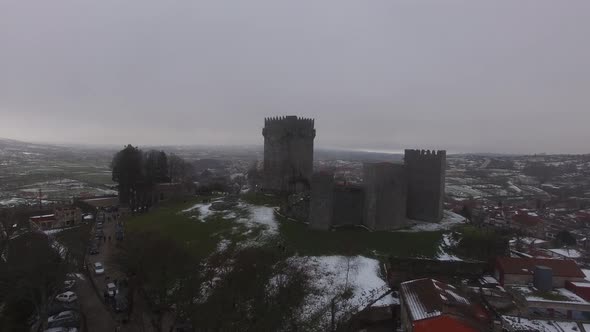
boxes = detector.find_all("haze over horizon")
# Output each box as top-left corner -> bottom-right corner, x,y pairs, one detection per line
1,1 -> 589,154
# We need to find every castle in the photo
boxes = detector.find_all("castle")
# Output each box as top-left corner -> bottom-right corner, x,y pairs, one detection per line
262,116 -> 446,231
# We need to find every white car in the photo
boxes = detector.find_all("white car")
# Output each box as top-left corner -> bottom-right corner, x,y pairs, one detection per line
93,262 -> 105,275
106,282 -> 118,297
55,291 -> 77,303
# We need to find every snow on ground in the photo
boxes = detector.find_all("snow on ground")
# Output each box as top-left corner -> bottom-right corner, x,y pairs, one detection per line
446,184 -> 485,198
182,202 -> 214,219
583,269 -> 590,282
0,197 -> 29,206
510,285 -> 587,303
216,239 -> 231,252
293,255 -> 396,324
400,211 -> 466,232
238,204 -> 278,235
547,248 -> 582,259
436,233 -> 462,261
502,316 -> 581,332
507,181 -> 522,193
182,200 -> 279,241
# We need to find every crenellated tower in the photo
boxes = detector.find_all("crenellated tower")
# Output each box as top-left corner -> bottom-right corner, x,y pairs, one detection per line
404,149 -> 446,222
262,116 -> 316,193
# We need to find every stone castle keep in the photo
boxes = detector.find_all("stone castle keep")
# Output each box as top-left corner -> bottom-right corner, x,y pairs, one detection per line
262,116 -> 446,231
263,116 -> 316,192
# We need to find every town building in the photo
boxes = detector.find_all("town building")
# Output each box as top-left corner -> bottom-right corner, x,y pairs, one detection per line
400,278 -> 491,332
494,257 -> 586,287
29,206 -> 82,230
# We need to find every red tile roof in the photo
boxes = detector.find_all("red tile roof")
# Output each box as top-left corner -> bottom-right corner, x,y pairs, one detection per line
401,278 -> 491,328
401,278 -> 470,321
496,257 -> 584,278
512,213 -> 542,226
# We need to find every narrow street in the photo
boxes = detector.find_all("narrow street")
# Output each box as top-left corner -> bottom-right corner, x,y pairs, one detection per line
82,211 -> 157,332
76,273 -> 117,332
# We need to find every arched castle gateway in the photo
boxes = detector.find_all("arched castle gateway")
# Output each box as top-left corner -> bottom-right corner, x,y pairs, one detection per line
261,116 -> 446,230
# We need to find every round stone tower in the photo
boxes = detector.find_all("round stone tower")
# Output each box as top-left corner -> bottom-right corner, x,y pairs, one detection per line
262,116 -> 316,193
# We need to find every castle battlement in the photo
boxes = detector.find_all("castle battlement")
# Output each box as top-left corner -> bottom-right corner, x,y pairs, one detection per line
264,115 -> 314,128
263,115 -> 315,138
404,149 -> 446,161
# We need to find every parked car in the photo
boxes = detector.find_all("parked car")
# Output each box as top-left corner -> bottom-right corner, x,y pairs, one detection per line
48,301 -> 79,316
89,244 -> 99,255
44,327 -> 79,332
55,291 -> 77,303
64,280 -> 76,290
107,282 -> 118,297
94,262 -> 105,275
47,310 -> 79,328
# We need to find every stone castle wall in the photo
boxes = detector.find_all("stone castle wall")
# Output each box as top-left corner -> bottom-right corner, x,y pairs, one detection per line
309,172 -> 334,230
363,163 -> 407,230
332,185 -> 364,227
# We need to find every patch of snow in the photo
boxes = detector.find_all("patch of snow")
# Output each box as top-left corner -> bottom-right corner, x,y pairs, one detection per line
507,181 -> 522,193
293,256 -> 395,326
0,197 -> 28,206
182,203 -> 213,220
400,211 -> 466,233
216,239 -> 231,253
435,233 -> 462,261
241,205 -> 278,235
503,316 -> 581,332
547,248 -> 582,259
223,212 -> 237,220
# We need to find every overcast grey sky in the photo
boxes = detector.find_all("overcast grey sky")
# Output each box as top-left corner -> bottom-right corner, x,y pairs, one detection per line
1,1 -> 589,154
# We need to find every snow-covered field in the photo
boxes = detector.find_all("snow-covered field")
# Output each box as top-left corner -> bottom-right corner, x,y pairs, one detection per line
183,200 -> 279,238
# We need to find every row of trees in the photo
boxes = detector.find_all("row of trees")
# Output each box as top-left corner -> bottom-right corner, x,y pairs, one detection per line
0,231 -> 79,331
111,145 -> 193,210
116,231 -> 362,332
